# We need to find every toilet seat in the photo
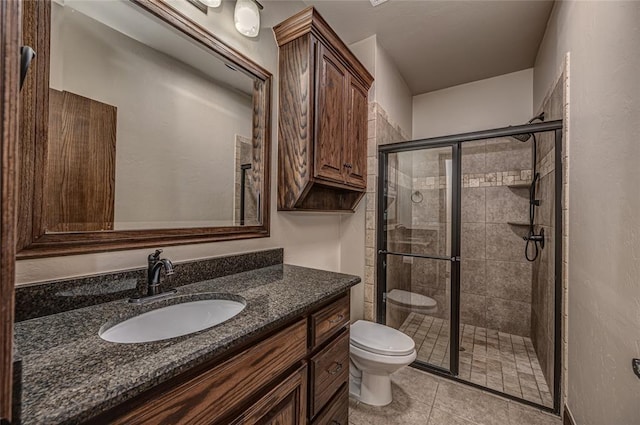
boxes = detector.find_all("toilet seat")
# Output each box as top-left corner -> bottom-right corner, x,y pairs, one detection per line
350,343 -> 417,365
386,289 -> 437,314
350,320 -> 415,356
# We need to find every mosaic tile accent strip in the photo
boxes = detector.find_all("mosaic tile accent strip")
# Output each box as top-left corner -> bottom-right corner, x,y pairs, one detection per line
412,170 -> 533,190
399,312 -> 553,408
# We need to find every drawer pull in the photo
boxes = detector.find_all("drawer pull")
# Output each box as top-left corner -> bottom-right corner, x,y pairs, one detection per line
328,314 -> 344,324
327,362 -> 343,375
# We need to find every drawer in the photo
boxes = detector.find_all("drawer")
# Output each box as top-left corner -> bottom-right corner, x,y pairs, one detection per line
309,329 -> 350,418
311,384 -> 348,425
108,320 -> 307,425
310,294 -> 349,349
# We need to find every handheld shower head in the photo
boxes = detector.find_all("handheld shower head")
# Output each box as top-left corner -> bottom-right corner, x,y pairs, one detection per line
511,133 -> 531,142
528,112 -> 545,124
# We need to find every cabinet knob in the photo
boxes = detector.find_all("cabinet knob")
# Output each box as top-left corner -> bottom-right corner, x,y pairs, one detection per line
327,362 -> 343,375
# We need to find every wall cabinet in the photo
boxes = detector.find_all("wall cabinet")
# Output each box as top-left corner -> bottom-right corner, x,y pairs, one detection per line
92,294 -> 351,425
274,7 -> 373,212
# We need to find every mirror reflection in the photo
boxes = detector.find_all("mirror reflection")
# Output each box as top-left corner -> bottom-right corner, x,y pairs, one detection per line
47,0 -> 263,232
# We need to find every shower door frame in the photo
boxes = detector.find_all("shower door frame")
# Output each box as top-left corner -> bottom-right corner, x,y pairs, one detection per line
376,120 -> 563,415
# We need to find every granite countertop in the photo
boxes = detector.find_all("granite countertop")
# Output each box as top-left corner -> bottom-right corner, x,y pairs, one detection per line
14,264 -> 360,425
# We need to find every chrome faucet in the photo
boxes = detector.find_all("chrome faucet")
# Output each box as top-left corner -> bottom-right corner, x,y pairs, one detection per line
129,249 -> 177,304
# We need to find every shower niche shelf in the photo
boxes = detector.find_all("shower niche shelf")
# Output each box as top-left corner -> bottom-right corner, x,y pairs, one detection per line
507,183 -> 532,189
507,222 -> 530,227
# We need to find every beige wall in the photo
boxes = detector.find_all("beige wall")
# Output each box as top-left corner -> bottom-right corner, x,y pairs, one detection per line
374,38 -> 413,135
534,2 -> 640,423
412,69 -> 533,139
350,35 -> 413,134
17,1 -> 353,286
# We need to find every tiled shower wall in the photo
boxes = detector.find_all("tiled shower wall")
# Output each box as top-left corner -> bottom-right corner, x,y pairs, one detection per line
234,135 -> 258,225
531,73 -> 564,389
363,103 -> 410,322
370,110 -> 540,338
405,138 -> 535,337
459,139 -> 534,337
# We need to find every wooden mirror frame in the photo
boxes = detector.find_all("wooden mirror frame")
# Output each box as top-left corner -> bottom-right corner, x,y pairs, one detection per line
18,0 -> 271,259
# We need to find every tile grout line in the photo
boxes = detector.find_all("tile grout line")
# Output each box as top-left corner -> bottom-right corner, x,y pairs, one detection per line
402,313 -> 552,407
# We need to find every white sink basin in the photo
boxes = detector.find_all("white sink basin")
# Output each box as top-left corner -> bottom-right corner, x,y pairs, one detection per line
99,297 -> 246,343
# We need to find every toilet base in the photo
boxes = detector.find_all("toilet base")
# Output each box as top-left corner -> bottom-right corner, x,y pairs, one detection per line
349,371 -> 393,406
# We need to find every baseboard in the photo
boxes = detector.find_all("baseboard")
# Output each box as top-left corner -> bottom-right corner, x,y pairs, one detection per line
563,404 -> 576,425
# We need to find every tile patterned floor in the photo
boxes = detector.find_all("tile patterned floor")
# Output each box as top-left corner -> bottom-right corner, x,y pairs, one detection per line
349,367 -> 561,425
398,312 -> 553,407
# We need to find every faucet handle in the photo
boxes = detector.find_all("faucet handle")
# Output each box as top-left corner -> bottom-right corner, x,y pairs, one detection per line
148,249 -> 163,263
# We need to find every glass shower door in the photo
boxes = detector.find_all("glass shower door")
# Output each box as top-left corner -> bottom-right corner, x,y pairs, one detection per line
378,145 -> 459,373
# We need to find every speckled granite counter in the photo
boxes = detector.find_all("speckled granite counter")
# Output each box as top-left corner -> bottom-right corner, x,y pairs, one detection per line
14,264 -> 360,425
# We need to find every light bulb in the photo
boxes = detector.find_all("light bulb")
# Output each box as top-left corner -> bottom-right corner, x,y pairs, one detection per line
234,0 -> 260,38
200,0 -> 221,7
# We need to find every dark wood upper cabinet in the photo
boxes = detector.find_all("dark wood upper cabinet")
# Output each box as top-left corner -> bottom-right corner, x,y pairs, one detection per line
345,77 -> 368,188
274,7 -> 373,212
315,44 -> 347,185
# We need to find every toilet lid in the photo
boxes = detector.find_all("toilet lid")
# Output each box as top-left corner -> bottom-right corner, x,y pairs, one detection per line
350,320 -> 415,356
386,289 -> 437,312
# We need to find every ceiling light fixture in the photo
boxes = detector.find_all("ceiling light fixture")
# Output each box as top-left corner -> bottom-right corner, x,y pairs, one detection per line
369,0 -> 388,6
234,0 -> 263,38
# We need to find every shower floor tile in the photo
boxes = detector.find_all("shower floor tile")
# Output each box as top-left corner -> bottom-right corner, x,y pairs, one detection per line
398,312 -> 553,407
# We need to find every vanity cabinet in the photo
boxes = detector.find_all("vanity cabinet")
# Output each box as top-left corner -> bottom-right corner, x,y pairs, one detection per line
274,7 -> 373,212
92,294 -> 350,425
230,364 -> 307,425
307,295 -> 350,423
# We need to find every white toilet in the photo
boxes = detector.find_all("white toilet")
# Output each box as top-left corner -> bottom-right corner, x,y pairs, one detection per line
349,320 -> 416,406
386,289 -> 438,315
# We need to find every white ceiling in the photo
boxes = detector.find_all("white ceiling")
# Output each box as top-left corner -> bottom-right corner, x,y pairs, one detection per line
303,0 -> 554,95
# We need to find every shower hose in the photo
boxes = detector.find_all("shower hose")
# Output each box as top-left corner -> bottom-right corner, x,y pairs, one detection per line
525,133 -> 543,262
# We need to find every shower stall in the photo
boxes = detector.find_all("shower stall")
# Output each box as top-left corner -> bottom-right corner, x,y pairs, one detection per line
376,119 -> 562,413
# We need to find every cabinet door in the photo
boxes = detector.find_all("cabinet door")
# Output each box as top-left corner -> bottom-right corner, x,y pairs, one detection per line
0,0 -> 20,422
106,321 -> 307,425
230,364 -> 307,425
315,43 -> 347,184
344,77 -> 368,189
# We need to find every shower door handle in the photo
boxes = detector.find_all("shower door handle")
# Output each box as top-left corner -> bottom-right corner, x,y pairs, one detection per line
378,250 -> 458,262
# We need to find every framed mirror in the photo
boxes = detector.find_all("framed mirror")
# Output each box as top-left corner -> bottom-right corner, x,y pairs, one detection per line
18,0 -> 271,258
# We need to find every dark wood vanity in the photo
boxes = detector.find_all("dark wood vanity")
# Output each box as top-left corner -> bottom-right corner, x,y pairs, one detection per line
5,2 -> 365,423
93,293 -> 351,425
274,8 -> 374,212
